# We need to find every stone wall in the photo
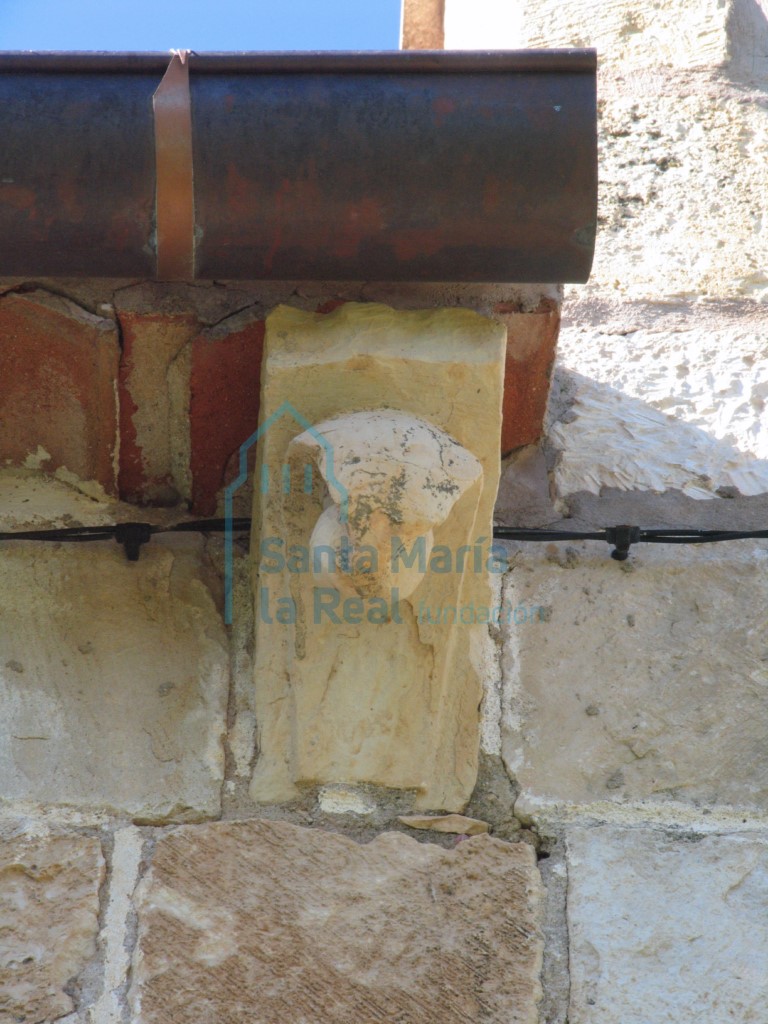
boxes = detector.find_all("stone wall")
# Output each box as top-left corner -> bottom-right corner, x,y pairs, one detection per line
4,0 -> 768,1020
438,1 -> 768,1021
0,279 -> 555,1024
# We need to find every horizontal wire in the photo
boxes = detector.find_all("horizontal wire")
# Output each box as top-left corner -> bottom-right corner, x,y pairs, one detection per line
0,521 -> 766,556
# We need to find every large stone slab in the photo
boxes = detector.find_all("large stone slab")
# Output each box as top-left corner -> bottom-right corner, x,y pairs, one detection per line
130,820 -> 543,1024
566,826 -> 768,1023
0,542 -> 228,822
502,544 -> 768,815
0,831 -> 104,1023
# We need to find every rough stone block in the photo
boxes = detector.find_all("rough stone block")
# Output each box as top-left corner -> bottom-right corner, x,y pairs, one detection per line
580,67 -> 768,303
130,820 -> 543,1024
0,831 -> 104,1023
566,825 -> 768,1023
401,0 -> 445,49
0,290 -> 119,492
117,309 -> 198,505
551,313 -> 768,499
495,446 -> 556,528
0,542 -> 228,821
250,302 -> 506,811
502,545 -> 768,815
445,0 -> 768,76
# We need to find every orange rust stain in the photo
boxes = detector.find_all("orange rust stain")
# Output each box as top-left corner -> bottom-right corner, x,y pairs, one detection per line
432,96 -> 457,126
483,177 -> 501,215
225,93 -> 235,113
0,184 -> 36,213
225,163 -> 254,220
263,171 -> 324,274
389,228 -> 444,262
56,178 -> 84,222
333,197 -> 386,260
263,178 -> 291,275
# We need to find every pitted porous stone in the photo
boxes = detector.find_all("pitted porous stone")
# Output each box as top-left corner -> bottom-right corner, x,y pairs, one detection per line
566,826 -> 768,1023
0,542 -> 228,822
130,820 -> 543,1024
0,832 -> 104,1024
502,545 -> 768,815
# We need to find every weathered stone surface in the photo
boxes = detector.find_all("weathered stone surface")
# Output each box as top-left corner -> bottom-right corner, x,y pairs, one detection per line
501,544 -> 768,815
130,820 -> 543,1024
549,305 -> 768,498
89,827 -> 144,1024
495,446 -> 556,528
566,826 -> 768,1023
401,0 -> 445,49
445,0 -> 768,76
547,303 -> 768,520
0,542 -> 228,821
398,813 -> 490,834
117,310 -> 197,506
582,68 -> 768,303
0,831 -> 104,1023
292,409 -> 483,600
0,290 -> 119,492
250,302 -> 505,810
443,1 -> 768,303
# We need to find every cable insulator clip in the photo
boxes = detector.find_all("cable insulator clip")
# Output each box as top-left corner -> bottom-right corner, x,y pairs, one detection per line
114,523 -> 153,561
606,524 -> 640,561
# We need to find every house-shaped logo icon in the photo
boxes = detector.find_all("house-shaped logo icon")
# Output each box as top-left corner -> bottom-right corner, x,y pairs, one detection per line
224,401 -> 349,624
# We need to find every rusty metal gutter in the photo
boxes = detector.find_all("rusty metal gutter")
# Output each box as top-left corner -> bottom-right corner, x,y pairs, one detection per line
0,50 -> 597,282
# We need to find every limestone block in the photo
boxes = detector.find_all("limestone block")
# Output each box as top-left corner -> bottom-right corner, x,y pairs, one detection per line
401,0 -> 445,49
0,541 -> 228,821
116,307 -> 198,505
549,301 -> 768,501
583,69 -> 768,303
501,544 -> 768,815
249,302 -> 506,810
0,290 -> 119,492
566,826 -> 768,1023
0,831 -> 104,1023
444,0 -> 768,77
130,819 -> 543,1024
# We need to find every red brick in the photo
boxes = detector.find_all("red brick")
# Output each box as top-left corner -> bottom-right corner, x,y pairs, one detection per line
189,316 -> 265,515
498,302 -> 560,454
0,290 -> 119,490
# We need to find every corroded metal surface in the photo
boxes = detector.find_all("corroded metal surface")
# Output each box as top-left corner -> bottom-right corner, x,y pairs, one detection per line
0,51 -> 597,281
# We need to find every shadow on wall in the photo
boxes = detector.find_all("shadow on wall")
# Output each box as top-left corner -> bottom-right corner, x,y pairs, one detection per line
727,0 -> 768,82
548,367 -> 768,500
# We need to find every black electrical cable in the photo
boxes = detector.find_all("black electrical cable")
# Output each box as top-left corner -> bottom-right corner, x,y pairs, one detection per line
0,519 -> 766,562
